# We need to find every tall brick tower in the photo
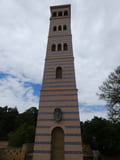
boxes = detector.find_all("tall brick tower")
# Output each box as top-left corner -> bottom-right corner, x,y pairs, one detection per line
33,4 -> 83,160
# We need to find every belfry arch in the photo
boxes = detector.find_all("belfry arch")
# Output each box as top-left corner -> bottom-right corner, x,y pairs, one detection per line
51,127 -> 64,160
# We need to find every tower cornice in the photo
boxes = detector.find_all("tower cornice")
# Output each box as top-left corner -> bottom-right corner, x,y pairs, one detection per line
45,56 -> 74,61
48,34 -> 72,38
50,4 -> 71,10
50,16 -> 70,20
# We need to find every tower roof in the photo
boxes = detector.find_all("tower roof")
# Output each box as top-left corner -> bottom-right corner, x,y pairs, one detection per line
50,4 -> 71,18
50,4 -> 71,10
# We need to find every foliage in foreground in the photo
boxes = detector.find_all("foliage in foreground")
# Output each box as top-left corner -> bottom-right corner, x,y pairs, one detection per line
8,123 -> 35,147
0,106 -> 38,147
0,106 -> 18,140
8,107 -> 38,147
97,65 -> 120,123
81,117 -> 120,156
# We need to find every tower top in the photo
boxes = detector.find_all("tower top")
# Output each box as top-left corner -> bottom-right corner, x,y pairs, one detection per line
50,4 -> 71,10
50,4 -> 71,18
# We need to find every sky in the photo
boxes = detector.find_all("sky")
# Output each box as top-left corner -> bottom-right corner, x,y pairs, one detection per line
0,0 -> 120,121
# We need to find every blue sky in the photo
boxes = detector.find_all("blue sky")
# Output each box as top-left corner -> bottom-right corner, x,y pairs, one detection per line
24,82 -> 41,97
0,0 -> 120,121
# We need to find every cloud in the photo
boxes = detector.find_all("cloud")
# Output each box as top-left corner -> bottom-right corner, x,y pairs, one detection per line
78,103 -> 107,121
0,75 -> 39,112
0,0 -> 47,83
0,0 -> 120,121
80,109 -> 108,122
73,0 -> 120,107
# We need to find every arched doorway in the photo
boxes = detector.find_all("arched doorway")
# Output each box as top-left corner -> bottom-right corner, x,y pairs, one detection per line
51,127 -> 64,160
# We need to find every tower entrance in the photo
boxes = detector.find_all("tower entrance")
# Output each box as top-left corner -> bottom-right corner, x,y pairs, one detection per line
51,127 -> 64,160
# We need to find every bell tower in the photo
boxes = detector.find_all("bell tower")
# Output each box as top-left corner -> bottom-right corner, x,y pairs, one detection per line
33,4 -> 83,160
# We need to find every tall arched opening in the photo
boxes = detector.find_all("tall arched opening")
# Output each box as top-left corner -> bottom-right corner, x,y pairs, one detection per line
51,127 -> 64,160
56,67 -> 62,79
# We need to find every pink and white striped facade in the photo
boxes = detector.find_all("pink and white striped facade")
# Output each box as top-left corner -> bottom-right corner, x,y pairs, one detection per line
33,4 -> 83,160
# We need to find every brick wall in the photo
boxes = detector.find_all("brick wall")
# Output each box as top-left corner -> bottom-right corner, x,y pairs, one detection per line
0,143 -> 33,160
0,141 -> 8,148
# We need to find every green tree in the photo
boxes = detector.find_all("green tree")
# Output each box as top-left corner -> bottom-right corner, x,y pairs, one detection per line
8,123 -> 35,147
0,106 -> 18,140
81,117 -> 120,156
15,107 -> 38,128
97,66 -> 120,122
8,107 -> 38,147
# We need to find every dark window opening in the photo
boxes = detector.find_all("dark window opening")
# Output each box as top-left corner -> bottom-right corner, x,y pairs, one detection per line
63,43 -> 68,51
64,11 -> 68,16
52,44 -> 56,51
53,26 -> 57,31
58,44 -> 62,51
56,67 -> 62,79
58,25 -> 62,31
58,11 -> 62,16
52,12 -> 57,17
63,25 -> 67,30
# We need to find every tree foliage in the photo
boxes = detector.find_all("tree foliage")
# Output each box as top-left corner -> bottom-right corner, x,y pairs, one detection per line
0,106 -> 38,147
0,106 -> 18,140
81,117 -> 120,156
8,107 -> 38,147
15,107 -> 38,127
8,123 -> 35,147
97,66 -> 120,122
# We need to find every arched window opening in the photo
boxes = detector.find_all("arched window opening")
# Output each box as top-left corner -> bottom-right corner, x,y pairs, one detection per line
64,11 -> 68,16
57,44 -> 62,51
63,43 -> 68,51
52,44 -> 56,51
53,26 -> 57,31
51,127 -> 64,160
52,12 -> 57,17
56,67 -> 62,79
58,25 -> 62,31
63,25 -> 67,30
58,11 -> 62,16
